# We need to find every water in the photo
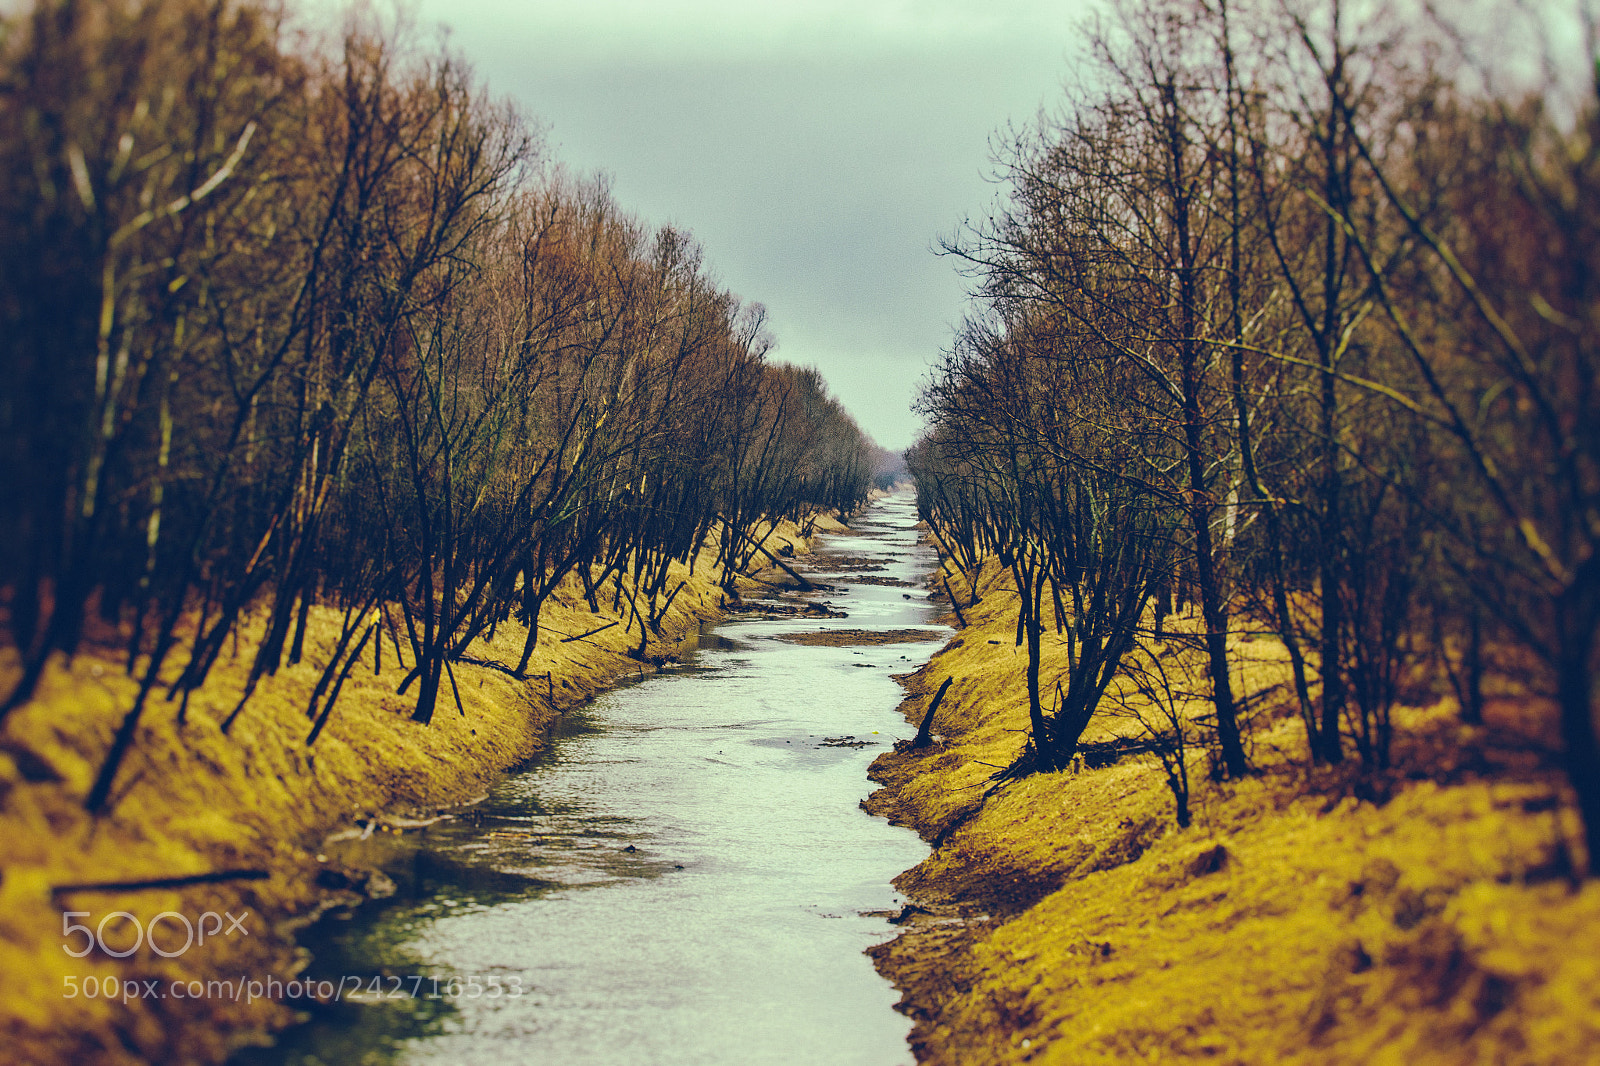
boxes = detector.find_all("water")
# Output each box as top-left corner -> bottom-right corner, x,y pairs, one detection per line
237,494 -> 943,1066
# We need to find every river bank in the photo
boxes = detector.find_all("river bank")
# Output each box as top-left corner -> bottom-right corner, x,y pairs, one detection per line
240,491 -> 940,1066
867,554 -> 1600,1065
0,517 -> 831,1065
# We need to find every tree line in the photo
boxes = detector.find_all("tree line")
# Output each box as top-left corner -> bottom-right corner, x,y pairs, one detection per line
910,0 -> 1600,865
0,0 -> 874,812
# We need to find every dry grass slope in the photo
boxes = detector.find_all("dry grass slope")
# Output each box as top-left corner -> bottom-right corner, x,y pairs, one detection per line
868,556 -> 1600,1066
0,518 -> 823,1065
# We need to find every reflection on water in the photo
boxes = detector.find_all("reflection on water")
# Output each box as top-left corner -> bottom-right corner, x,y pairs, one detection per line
236,495 -> 942,1066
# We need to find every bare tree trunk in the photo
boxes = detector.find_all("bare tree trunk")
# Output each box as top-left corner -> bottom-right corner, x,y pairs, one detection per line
1022,561 -> 1052,771
1557,632 -> 1600,874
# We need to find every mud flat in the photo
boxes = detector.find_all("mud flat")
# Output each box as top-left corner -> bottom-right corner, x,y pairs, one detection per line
773,628 -> 947,648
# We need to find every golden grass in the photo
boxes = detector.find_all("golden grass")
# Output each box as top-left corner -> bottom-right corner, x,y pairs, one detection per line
0,520 -> 811,1065
868,557 -> 1599,1066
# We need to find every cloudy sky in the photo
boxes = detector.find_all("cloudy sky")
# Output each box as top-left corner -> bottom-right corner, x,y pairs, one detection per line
358,1 -> 1094,450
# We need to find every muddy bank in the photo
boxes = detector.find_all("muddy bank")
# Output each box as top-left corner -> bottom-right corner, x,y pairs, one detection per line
0,518 -> 833,1066
867,556 -> 1600,1065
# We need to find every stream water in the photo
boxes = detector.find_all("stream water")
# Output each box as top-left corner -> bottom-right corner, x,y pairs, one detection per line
235,494 -> 943,1066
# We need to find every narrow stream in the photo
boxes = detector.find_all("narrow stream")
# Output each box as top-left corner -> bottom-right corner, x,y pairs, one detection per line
236,494 -> 942,1066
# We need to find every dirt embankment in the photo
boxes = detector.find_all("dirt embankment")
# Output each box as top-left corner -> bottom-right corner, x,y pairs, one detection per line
868,554 -> 1600,1065
0,517 -> 837,1066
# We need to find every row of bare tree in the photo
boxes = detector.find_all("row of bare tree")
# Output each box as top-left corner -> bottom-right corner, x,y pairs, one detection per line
0,0 -> 874,812
910,0 -> 1600,864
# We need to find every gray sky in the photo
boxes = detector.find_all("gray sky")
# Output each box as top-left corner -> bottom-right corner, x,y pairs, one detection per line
403,1 -> 1091,451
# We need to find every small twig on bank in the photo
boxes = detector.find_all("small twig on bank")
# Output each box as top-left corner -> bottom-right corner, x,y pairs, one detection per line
561,620 -> 619,644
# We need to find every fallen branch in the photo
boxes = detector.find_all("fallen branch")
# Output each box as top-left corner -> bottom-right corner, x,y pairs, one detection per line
744,530 -> 814,589
456,655 -> 522,677
1074,733 -> 1180,769
457,657 -> 556,701
52,869 -> 269,898
561,620 -> 619,643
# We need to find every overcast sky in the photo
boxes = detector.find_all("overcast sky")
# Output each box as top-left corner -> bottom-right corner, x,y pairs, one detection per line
352,1 -> 1094,450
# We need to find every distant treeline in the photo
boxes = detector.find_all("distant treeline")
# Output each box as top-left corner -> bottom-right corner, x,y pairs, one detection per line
910,0 -> 1600,865
0,0 -> 874,810
869,444 -> 909,491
